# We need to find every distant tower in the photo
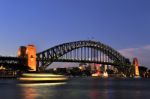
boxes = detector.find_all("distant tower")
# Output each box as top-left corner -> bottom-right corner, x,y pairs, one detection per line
133,58 -> 140,77
18,45 -> 36,71
26,45 -> 36,71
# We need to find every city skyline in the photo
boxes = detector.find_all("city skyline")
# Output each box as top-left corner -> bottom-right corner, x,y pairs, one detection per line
0,0 -> 150,68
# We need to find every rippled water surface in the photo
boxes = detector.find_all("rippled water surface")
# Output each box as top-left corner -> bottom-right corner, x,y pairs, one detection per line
0,78 -> 150,99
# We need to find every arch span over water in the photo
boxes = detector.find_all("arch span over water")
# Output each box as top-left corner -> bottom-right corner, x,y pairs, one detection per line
36,40 -> 131,71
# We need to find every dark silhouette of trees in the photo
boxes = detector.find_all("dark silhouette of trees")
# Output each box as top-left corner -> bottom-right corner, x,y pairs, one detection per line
139,66 -> 148,77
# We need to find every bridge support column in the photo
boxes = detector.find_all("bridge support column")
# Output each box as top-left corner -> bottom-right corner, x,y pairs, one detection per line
26,45 -> 36,71
18,45 -> 37,71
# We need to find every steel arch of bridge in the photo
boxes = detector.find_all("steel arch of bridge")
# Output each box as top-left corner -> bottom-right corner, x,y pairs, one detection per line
36,40 -> 131,71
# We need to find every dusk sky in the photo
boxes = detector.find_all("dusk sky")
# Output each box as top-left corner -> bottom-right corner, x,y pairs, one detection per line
0,0 -> 150,68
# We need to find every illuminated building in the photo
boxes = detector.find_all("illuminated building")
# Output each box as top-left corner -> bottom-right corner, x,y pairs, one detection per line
18,45 -> 36,71
90,63 -> 96,73
133,58 -> 140,77
91,64 -> 101,77
95,64 -> 101,71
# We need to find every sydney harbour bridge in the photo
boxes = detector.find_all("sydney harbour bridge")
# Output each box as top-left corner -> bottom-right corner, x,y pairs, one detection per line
0,40 -> 134,76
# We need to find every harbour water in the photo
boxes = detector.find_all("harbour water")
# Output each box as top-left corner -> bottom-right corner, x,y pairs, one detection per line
0,77 -> 150,99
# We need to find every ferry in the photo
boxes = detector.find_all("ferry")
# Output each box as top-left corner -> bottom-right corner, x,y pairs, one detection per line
19,73 -> 68,83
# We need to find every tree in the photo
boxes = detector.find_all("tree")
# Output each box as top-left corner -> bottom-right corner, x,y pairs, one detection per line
139,66 -> 148,77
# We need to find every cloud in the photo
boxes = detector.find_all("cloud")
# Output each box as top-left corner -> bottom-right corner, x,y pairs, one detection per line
143,45 -> 150,50
119,45 -> 150,68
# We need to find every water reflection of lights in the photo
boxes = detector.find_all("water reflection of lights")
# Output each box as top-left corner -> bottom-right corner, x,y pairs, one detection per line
18,82 -> 67,99
18,82 -> 66,87
21,87 -> 38,99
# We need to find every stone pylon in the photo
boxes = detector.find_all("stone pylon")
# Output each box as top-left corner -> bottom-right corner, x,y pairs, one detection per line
18,45 -> 36,71
133,58 -> 140,76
